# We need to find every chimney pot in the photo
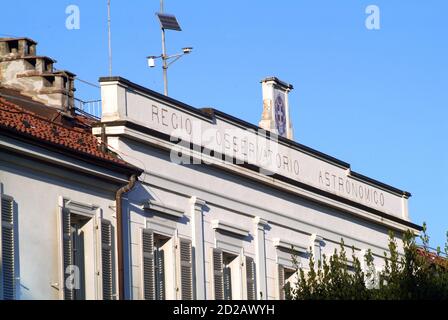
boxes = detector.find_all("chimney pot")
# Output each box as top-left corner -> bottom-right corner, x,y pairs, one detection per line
0,37 -> 76,113
259,77 -> 294,140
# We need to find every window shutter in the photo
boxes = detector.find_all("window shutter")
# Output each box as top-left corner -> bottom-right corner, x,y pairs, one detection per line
245,256 -> 256,300
212,248 -> 224,300
178,239 -> 193,300
61,208 -> 73,300
278,265 -> 285,300
223,265 -> 232,300
1,197 -> 15,300
101,220 -> 113,300
155,247 -> 165,300
142,229 -> 155,300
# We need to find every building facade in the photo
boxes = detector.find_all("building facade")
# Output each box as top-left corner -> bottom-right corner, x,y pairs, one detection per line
0,38 -> 142,300
94,76 -> 421,300
0,37 -> 422,300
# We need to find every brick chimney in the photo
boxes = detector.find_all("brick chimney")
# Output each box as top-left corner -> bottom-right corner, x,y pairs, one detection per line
259,77 -> 294,140
0,38 -> 76,113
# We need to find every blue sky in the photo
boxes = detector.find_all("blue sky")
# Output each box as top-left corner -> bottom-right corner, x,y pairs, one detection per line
2,1 -> 447,249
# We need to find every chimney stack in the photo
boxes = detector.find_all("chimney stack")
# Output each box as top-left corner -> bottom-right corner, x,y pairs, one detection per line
0,37 -> 76,113
259,77 -> 294,140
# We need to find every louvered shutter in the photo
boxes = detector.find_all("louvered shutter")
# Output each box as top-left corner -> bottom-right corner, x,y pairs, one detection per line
142,229 -> 155,300
61,208 -> 73,300
1,197 -> 15,300
278,265 -> 285,300
155,247 -> 165,300
245,256 -> 256,300
212,248 -> 224,300
223,265 -> 232,300
179,239 -> 193,300
101,220 -> 113,300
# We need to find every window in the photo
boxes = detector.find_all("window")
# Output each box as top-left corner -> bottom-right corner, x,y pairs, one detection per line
142,229 -> 193,300
1,195 -> 16,300
142,232 -> 168,300
274,239 -> 308,300
212,249 -> 256,300
223,253 -> 237,300
60,204 -> 113,300
278,265 -> 296,300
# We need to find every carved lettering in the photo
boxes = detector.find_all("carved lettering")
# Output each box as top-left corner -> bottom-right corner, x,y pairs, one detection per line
319,170 -> 385,208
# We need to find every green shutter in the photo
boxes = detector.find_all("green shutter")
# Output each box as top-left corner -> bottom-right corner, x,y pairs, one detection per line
179,239 -> 193,300
212,248 -> 224,300
62,209 -> 73,300
245,256 -> 256,300
278,264 -> 285,300
155,246 -> 165,300
142,229 -> 155,300
101,220 -> 113,300
1,197 -> 15,300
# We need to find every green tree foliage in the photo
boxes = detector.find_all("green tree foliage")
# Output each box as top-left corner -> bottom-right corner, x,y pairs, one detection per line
289,223 -> 448,300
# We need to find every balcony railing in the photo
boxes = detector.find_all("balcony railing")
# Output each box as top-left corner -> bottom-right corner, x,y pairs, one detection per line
74,98 -> 102,119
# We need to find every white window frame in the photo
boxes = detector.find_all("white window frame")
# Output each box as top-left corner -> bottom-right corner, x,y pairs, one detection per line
57,196 -> 109,300
212,222 -> 253,300
274,238 -> 308,300
140,218 -> 193,300
277,264 -> 297,300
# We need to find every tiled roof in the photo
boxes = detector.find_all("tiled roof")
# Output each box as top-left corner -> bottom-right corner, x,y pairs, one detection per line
417,248 -> 448,268
0,96 -> 138,172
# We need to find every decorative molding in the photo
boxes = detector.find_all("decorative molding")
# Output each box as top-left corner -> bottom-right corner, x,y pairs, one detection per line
215,233 -> 243,255
273,238 -> 308,253
190,195 -> 206,299
96,125 -> 421,233
311,234 -> 324,244
211,219 -> 250,237
143,200 -> 184,219
146,219 -> 177,237
189,196 -> 206,210
310,234 -> 323,264
253,216 -> 268,229
253,216 -> 268,300
61,197 -> 99,216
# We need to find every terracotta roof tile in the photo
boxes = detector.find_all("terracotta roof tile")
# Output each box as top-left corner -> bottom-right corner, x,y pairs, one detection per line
0,96 -> 138,172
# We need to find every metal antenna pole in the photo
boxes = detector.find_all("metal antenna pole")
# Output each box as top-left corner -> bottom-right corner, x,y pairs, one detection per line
162,30 -> 168,96
161,0 -> 168,96
107,0 -> 112,76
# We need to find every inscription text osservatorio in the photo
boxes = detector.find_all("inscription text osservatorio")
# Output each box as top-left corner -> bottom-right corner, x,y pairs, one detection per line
150,104 -> 388,211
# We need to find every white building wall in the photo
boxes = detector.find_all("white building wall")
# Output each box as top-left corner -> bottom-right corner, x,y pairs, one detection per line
117,137 -> 404,300
0,143 -> 126,300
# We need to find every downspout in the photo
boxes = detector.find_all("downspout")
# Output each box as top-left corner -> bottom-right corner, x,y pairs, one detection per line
116,174 -> 138,300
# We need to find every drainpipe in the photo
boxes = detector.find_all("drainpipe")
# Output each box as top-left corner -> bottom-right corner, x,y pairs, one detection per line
116,174 -> 138,300
100,124 -> 108,154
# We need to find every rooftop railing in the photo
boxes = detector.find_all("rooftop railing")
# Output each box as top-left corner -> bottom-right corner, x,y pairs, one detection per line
74,98 -> 102,119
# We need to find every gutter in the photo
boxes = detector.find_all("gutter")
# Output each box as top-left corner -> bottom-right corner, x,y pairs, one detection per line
115,174 -> 138,300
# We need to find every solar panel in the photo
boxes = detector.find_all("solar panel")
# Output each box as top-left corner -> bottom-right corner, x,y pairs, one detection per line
156,13 -> 182,31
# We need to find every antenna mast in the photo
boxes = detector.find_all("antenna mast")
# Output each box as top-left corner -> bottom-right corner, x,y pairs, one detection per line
107,0 -> 113,76
160,0 -> 168,96
147,0 -> 192,96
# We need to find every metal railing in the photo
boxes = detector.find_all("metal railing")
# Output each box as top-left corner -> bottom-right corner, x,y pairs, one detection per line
74,98 -> 102,119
